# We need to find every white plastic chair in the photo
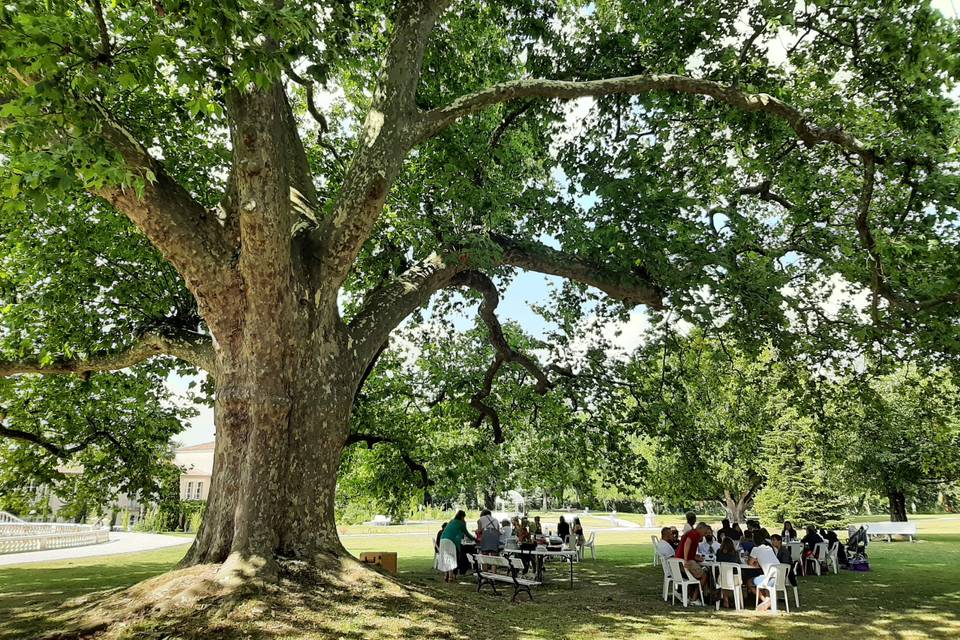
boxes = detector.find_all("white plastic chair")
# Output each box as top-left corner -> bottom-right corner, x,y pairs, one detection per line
564,534 -> 580,561
715,562 -> 743,611
756,563 -> 799,613
825,541 -> 839,574
583,531 -> 596,560
660,554 -> 674,601
806,542 -> 828,576
666,558 -> 704,607
651,535 -> 661,566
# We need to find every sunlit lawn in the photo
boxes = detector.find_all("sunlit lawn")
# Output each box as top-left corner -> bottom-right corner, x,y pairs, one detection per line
2,515 -> 959,639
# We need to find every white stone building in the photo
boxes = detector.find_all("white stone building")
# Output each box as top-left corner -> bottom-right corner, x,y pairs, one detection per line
174,441 -> 214,501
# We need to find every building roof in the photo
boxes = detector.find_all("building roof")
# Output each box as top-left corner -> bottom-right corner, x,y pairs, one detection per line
175,441 -> 216,452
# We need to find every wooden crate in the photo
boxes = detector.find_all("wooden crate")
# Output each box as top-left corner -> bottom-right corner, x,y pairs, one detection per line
359,551 -> 398,575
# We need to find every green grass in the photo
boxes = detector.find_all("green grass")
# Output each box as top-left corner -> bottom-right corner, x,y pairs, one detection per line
2,517 -> 959,639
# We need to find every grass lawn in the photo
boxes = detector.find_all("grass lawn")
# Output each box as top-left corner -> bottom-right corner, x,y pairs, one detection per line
2,516 -> 959,639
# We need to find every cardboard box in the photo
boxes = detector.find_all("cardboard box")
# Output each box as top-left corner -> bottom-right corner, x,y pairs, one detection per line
359,551 -> 398,575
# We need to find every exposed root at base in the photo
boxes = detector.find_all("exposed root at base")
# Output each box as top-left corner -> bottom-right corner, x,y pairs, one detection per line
41,554 -> 435,640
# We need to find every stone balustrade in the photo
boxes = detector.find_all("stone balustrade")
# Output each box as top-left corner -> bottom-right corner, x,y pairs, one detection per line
0,523 -> 110,554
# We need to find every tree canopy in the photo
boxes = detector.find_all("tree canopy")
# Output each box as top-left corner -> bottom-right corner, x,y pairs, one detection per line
0,0 -> 958,585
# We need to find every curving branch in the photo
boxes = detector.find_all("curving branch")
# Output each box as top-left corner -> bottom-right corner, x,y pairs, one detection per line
88,0 -> 112,65
0,329 -> 214,378
346,432 -> 433,488
0,413 -> 125,460
469,356 -> 504,444
451,271 -> 554,392
417,74 -> 870,155
491,234 -> 665,309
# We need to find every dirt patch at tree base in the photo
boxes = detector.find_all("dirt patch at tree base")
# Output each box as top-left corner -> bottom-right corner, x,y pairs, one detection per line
38,556 -> 462,640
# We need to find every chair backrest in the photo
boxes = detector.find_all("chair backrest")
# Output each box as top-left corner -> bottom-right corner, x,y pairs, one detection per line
564,534 -> 577,551
667,558 -> 688,581
660,556 -> 672,578
814,542 -> 829,560
651,535 -> 659,545
507,556 -> 525,571
586,531 -> 596,544
785,542 -> 803,559
717,562 -> 742,589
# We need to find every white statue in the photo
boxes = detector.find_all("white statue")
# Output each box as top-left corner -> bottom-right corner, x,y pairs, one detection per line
643,497 -> 655,528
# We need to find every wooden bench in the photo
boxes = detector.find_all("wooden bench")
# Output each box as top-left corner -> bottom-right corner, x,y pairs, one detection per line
468,554 -> 541,602
851,522 -> 917,542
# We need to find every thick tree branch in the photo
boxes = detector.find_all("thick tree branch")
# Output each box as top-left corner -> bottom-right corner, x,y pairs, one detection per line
310,0 -> 451,294
470,356 -> 504,444
491,234 -> 665,309
348,253 -> 465,365
346,432 -> 433,488
88,0 -> 112,65
451,270 -> 553,393
417,74 -> 870,155
0,329 -> 214,377
89,106 -> 241,316
0,418 -> 122,460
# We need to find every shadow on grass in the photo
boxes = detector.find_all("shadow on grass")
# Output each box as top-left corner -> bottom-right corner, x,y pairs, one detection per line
4,539 -> 960,639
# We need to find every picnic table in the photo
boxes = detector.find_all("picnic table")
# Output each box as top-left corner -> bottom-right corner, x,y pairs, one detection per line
503,548 -> 578,587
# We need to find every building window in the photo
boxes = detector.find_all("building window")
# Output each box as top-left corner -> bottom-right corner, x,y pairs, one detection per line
196,482 -> 203,500
186,482 -> 194,500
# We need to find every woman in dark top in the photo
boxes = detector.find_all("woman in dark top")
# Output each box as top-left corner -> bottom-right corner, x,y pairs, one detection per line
729,523 -> 743,541
557,516 -> 570,540
801,525 -> 823,551
572,517 -> 585,545
782,521 -> 798,542
715,537 -> 739,563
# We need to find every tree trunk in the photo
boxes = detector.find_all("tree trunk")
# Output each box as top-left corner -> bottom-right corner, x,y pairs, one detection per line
483,490 -> 496,511
721,489 -> 750,523
888,488 -> 908,522
181,314 -> 360,580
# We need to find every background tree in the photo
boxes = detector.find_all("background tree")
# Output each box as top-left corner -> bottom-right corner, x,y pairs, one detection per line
0,0 -> 957,604
831,366 -> 960,522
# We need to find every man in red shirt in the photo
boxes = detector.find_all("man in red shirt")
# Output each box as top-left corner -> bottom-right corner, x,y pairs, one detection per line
675,522 -> 714,601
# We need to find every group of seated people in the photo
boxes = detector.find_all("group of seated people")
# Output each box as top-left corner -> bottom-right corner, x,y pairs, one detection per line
434,510 -> 585,582
655,512 -> 845,610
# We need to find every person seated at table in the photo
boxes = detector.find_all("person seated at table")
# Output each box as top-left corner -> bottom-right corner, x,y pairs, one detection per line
477,509 -> 500,555
675,522 -> 715,604
516,518 -> 537,574
533,516 -> 543,535
746,530 -> 780,611
572,517 -> 585,545
669,526 -> 680,548
499,519 -> 513,547
739,530 -> 755,554
757,527 -> 772,544
714,537 -> 741,609
770,534 -> 799,587
698,532 -> 720,557
715,537 -> 739,563
781,520 -> 798,542
439,510 -> 475,583
557,515 -> 570,541
801,525 -> 823,551
729,523 -> 743,541
682,511 -> 697,534
820,528 -> 848,567
656,527 -> 676,561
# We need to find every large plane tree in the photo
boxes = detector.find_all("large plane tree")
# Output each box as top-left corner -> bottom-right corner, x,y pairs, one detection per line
1,0 -> 958,588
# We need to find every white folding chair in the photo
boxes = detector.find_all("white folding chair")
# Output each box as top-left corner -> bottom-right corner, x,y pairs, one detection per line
715,562 -> 743,611
756,563 -> 799,613
651,535 -> 661,566
583,531 -> 596,560
666,558 -> 704,607
660,554 -> 674,601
